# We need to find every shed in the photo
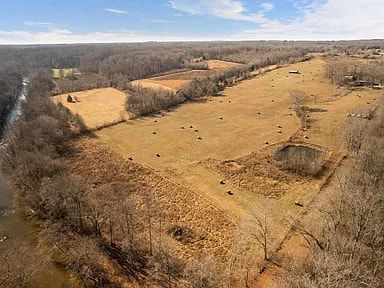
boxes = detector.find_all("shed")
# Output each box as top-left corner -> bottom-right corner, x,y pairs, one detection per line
289,70 -> 300,74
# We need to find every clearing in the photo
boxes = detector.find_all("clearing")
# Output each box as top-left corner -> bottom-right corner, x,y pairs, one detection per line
52,87 -> 127,129
52,68 -> 80,79
132,59 -> 243,91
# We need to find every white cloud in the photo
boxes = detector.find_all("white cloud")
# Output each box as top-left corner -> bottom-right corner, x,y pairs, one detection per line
24,21 -> 54,27
105,8 -> 128,14
23,21 -> 67,31
168,0 -> 384,40
151,19 -> 175,24
259,2 -> 274,11
0,29 -> 205,45
169,0 -> 269,23
236,0 -> 384,40
1,0 -> 383,44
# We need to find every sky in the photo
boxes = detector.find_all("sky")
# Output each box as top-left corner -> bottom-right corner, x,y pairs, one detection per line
0,0 -> 383,44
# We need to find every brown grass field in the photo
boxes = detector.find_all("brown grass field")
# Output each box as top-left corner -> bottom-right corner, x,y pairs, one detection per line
52,87 -> 127,129
207,59 -> 242,69
62,56 -> 381,284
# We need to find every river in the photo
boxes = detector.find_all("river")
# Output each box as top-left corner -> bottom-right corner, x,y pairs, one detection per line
0,79 -> 76,287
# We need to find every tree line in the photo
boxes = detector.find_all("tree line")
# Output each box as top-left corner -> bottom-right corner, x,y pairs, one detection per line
125,53 -> 310,117
0,69 -> 23,137
279,103 -> 384,287
1,40 -> 383,95
1,72 -> 226,287
326,58 -> 384,86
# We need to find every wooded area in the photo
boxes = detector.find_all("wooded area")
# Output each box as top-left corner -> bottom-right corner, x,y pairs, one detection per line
279,105 -> 384,288
0,69 -> 23,137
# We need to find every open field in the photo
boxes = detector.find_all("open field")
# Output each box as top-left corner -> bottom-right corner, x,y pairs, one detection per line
53,55 -> 381,285
52,87 -> 127,129
63,137 -> 235,261
90,57 -> 381,274
132,59 -> 243,91
207,59 -> 243,69
52,68 -> 80,79
97,58 -> 375,176
52,60 -> 244,130
3,40 -> 384,287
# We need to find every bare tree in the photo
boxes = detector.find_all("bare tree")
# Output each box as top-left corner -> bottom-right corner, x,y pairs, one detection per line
0,241 -> 47,288
183,256 -> 223,288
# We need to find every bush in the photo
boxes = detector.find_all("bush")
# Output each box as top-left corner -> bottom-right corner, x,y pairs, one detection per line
185,60 -> 209,70
177,78 -> 220,100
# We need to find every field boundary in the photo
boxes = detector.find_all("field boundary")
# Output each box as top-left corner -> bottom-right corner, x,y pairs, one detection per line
256,150 -> 346,282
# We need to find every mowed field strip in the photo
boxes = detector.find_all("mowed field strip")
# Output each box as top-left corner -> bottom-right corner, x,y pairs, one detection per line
132,59 -> 244,91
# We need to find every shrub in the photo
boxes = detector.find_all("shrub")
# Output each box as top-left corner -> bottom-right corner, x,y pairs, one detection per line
126,85 -> 184,116
177,78 -> 220,100
185,60 -> 209,70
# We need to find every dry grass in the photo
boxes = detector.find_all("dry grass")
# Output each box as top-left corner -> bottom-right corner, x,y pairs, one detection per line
62,56 -> 381,284
202,149 -> 317,198
207,60 -> 243,70
131,79 -> 181,91
52,88 -> 127,129
63,137 -> 235,262
133,60 -> 242,90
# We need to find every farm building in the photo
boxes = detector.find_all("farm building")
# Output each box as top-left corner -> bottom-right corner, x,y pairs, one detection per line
289,70 -> 300,74
373,85 -> 383,90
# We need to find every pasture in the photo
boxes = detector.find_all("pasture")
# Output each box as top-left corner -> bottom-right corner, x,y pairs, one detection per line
92,57 -> 380,265
132,59 -> 243,91
52,87 -> 127,129
52,68 -> 80,79
57,56 -> 381,275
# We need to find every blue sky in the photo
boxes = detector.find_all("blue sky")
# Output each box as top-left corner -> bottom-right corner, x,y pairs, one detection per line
0,0 -> 383,44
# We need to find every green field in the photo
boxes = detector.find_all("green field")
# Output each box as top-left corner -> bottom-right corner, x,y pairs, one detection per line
52,68 -> 80,79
